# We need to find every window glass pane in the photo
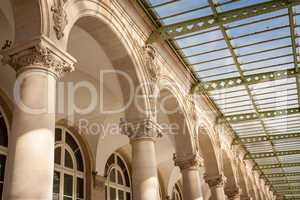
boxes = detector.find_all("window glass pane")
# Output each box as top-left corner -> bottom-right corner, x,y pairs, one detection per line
0,155 -> 6,181
66,132 -> 78,151
76,177 -> 84,199
110,187 -> 116,200
118,190 -> 124,200
54,147 -> 61,165
64,150 -> 73,169
63,197 -> 72,200
124,170 -> 130,187
126,192 -> 131,200
0,183 -> 3,200
53,171 -> 60,194
117,156 -> 126,171
117,171 -> 123,185
55,128 -> 62,142
110,169 -> 116,182
0,117 -> 8,147
64,174 -> 73,196
75,151 -> 84,172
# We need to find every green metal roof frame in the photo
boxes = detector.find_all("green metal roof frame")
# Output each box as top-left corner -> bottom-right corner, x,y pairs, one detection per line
138,0 -> 300,198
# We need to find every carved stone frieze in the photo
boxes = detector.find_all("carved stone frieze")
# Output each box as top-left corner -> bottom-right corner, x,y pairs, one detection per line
120,118 -> 162,141
204,174 -> 227,188
2,41 -> 75,78
173,153 -> 203,170
51,0 -> 68,40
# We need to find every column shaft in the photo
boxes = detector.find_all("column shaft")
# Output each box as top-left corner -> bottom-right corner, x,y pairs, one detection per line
4,68 -> 56,200
132,139 -> 160,200
2,42 -> 75,200
174,154 -> 204,200
120,119 -> 161,200
205,174 -> 226,200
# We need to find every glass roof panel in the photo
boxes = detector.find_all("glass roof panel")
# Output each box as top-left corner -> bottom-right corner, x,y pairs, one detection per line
215,0 -> 271,12
140,0 -> 300,197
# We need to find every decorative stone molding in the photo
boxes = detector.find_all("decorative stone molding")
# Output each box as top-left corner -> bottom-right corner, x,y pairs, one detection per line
1,37 -> 75,78
225,188 -> 241,200
142,44 -> 160,92
120,118 -> 162,141
204,174 -> 227,188
51,0 -> 68,40
173,153 -> 203,170
185,95 -> 200,131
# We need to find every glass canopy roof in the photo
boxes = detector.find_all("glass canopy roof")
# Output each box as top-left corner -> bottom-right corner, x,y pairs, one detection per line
138,0 -> 300,198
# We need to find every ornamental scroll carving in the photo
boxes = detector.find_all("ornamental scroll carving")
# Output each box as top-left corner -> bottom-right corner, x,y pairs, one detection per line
2,43 -> 74,78
225,188 -> 241,200
204,174 -> 227,188
51,0 -> 68,40
120,118 -> 162,141
142,44 -> 160,94
173,153 -> 203,170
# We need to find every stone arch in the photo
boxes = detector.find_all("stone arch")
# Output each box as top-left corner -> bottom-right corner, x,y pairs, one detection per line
155,76 -> 196,157
197,126 -> 222,177
0,0 -> 14,47
222,150 -> 239,192
4,0 -> 50,45
65,15 -> 148,118
237,161 -> 250,197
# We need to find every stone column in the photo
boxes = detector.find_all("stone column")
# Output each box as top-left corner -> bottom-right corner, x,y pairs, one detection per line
92,173 -> 107,200
120,118 -> 162,200
225,188 -> 241,200
173,153 -> 204,200
205,174 -> 227,200
1,40 -> 75,200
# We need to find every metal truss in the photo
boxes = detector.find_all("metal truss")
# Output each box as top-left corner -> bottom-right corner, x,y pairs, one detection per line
263,172 -> 300,178
200,69 -> 299,91
277,191 -> 300,195
233,133 -> 300,145
275,186 -> 300,191
244,150 -> 300,159
147,0 -> 300,42
219,107 -> 300,124
268,179 -> 300,185
253,162 -> 300,170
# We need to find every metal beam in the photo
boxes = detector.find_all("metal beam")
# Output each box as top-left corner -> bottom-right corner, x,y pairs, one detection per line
277,191 -> 300,195
268,180 -> 300,185
233,133 -> 300,145
253,162 -> 300,170
200,69 -> 299,91
219,107 -> 300,124
244,150 -> 300,159
263,172 -> 300,178
275,186 -> 300,191
147,0 -> 299,42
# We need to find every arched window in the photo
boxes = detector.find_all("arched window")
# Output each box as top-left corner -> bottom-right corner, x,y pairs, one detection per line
0,112 -> 8,199
53,127 -> 85,200
105,153 -> 131,200
171,182 -> 182,200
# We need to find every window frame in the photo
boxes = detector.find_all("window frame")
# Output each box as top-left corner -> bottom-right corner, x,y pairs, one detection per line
54,126 -> 86,200
105,152 -> 131,200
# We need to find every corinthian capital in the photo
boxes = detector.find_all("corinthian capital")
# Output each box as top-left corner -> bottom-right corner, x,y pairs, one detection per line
173,153 -> 203,170
120,118 -> 162,141
1,37 -> 75,78
204,174 -> 226,188
225,188 -> 241,200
